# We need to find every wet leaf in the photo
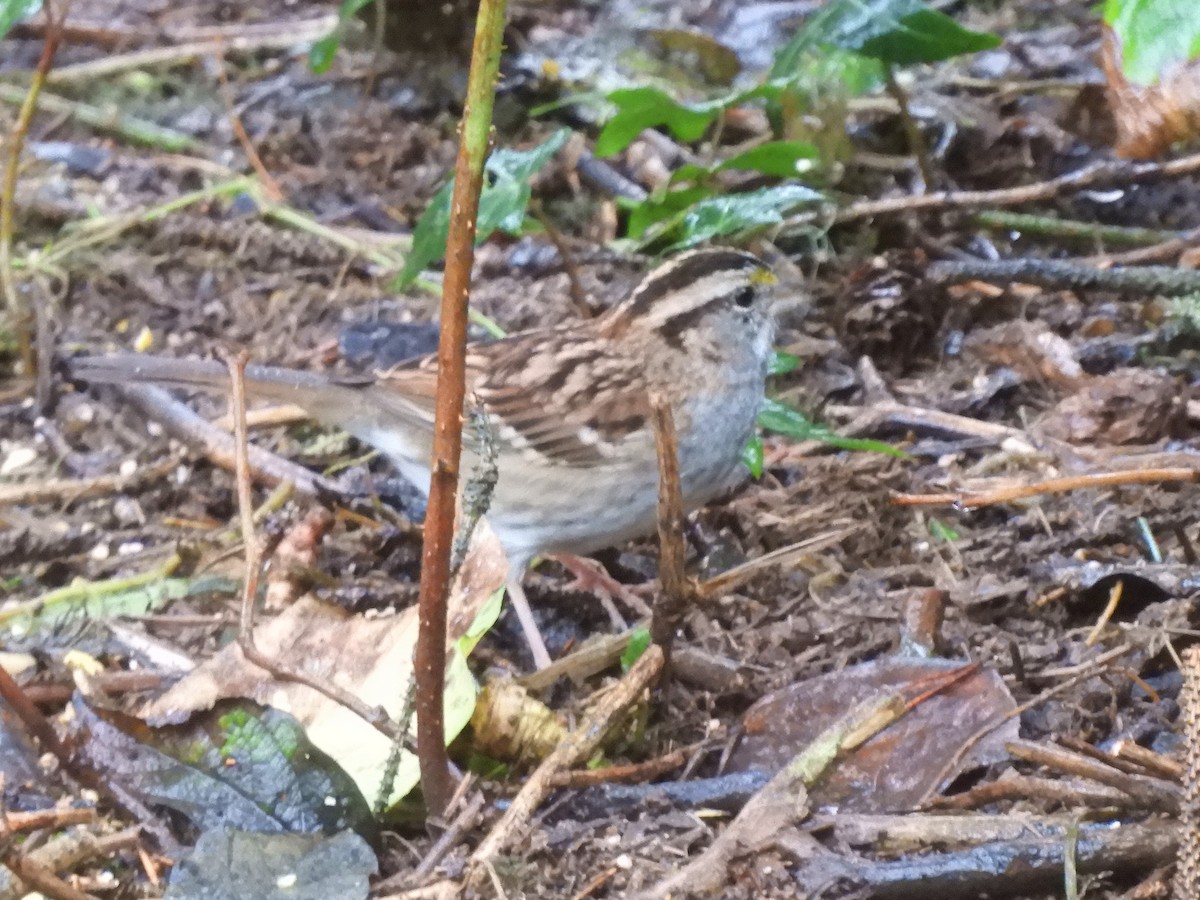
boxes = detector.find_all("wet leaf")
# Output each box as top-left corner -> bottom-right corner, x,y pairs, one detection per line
781,0 -> 999,68
0,0 -> 40,39
657,184 -> 822,252
72,698 -> 375,836
729,658 -> 1018,812
166,828 -> 376,900
1103,0 -> 1200,86
397,129 -> 570,285
1035,369 -> 1185,445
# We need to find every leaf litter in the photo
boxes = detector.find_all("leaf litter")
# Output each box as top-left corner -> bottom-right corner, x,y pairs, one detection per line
2,0 -> 1200,895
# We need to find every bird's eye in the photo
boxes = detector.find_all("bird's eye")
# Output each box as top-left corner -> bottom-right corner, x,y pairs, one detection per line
734,286 -> 756,308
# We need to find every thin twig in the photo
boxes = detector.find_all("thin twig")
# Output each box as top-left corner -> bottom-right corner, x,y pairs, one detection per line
894,467 -> 1199,508
807,151 -> 1200,227
213,50 -> 284,202
465,645 -> 665,889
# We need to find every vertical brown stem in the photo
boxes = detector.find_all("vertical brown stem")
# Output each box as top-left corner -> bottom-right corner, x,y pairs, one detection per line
414,0 -> 509,817
649,392 -> 693,675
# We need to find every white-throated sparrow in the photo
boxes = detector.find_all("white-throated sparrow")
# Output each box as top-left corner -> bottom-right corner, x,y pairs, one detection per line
70,248 -> 779,669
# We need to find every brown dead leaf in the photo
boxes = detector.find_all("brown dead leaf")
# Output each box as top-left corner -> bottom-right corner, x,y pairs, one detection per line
728,657 -> 1018,813
965,320 -> 1084,389
1034,368 -> 1186,445
264,507 -> 335,612
1102,26 -> 1200,159
139,520 -> 509,805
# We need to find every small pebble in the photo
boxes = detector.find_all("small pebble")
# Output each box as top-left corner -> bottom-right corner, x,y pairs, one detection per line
119,459 -> 138,477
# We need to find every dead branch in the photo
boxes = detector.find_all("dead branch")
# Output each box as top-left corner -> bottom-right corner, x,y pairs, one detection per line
119,384 -> 344,496
928,257 -> 1200,296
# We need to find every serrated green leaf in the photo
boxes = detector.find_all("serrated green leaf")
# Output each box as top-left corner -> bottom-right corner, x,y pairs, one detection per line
758,398 -> 909,457
0,0 -> 40,40
621,627 -> 652,672
741,434 -> 764,479
595,87 -> 722,157
396,129 -> 570,286
659,184 -> 822,252
1103,0 -> 1200,86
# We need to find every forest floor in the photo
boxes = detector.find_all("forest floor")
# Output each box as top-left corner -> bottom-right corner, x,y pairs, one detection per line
1,0 -> 1197,897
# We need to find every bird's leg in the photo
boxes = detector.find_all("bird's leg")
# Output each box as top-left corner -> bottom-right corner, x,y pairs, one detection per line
550,554 -> 653,627
505,578 -> 554,671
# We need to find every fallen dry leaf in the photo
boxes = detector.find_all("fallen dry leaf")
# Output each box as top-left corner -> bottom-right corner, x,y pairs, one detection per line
140,521 -> 509,806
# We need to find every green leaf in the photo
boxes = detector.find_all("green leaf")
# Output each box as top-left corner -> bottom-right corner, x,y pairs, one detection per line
595,87 -> 722,157
929,518 -> 959,542
308,0 -> 374,73
308,33 -> 342,74
768,350 -> 800,375
396,129 -> 570,286
625,185 -> 714,241
621,627 -> 652,672
758,398 -> 909,457
854,8 -> 1001,65
773,0 -> 998,72
659,184 -> 822,252
1103,0 -> 1200,86
741,434 -> 764,479
0,0 -> 40,40
720,141 -> 819,177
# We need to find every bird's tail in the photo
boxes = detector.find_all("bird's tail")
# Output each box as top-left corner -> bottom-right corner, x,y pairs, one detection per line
67,353 -> 363,411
